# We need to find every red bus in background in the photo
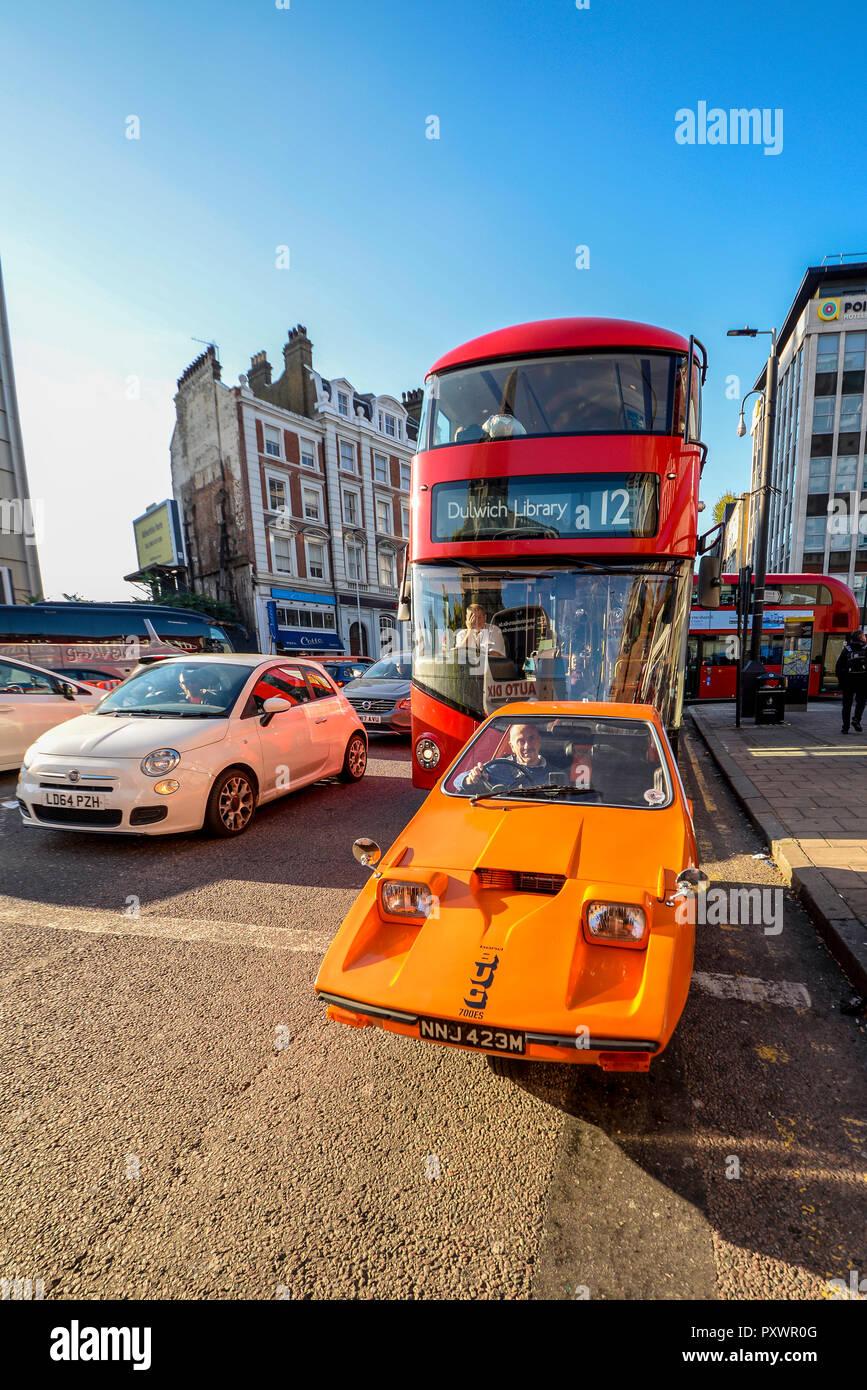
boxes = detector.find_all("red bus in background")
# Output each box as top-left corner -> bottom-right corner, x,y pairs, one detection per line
687,572 -> 858,700
406,317 -> 708,787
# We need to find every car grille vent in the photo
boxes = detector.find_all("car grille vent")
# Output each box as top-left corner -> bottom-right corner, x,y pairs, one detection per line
32,806 -> 123,827
476,868 -> 566,895
348,698 -> 394,714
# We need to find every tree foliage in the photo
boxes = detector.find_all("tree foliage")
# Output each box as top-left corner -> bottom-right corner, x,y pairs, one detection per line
712,491 -> 738,525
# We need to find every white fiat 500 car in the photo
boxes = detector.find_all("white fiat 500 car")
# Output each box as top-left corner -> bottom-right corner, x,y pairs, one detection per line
0,654 -> 102,772
16,654 -> 368,837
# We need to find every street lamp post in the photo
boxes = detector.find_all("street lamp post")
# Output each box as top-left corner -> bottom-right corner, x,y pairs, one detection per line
729,326 -> 778,716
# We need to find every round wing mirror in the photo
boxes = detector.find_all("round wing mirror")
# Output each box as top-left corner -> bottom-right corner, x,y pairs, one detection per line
352,837 -> 382,869
263,696 -> 293,714
676,867 -> 709,894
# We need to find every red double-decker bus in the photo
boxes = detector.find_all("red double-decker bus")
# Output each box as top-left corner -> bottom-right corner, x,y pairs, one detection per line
687,572 -> 858,700
404,317 -> 708,787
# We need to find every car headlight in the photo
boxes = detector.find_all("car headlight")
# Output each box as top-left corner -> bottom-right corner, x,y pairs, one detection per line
21,747 -> 36,771
141,748 -> 181,777
415,736 -> 441,770
585,902 -> 647,944
380,880 -> 436,919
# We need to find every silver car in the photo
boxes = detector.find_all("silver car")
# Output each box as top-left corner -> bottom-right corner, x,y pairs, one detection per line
343,654 -> 412,734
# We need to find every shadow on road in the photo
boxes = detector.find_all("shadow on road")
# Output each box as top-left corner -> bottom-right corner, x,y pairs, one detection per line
0,739 -> 425,911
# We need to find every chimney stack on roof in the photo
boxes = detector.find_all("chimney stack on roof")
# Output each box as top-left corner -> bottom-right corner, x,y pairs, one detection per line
248,350 -> 273,392
282,324 -> 316,416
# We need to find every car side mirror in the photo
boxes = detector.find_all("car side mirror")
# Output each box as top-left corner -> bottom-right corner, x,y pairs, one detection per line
353,837 -> 382,874
261,695 -> 293,727
57,681 -> 77,701
676,867 -> 709,895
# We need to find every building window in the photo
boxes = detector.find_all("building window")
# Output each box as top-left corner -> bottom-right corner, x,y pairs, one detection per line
399,462 -> 411,491
813,398 -> 836,432
268,476 -> 288,512
300,439 -> 317,470
829,528 -> 852,552
379,411 -> 396,437
843,332 -> 866,371
343,489 -> 360,526
816,334 -> 839,374
338,392 -> 349,417
272,535 -> 293,574
373,452 -> 389,484
303,486 -> 322,522
346,541 -> 366,583
379,612 -> 396,655
264,425 -> 281,458
378,549 -> 397,589
808,458 -> 831,494
339,440 -> 357,473
836,456 -> 859,492
306,540 -> 327,581
401,502 -> 410,538
376,498 -> 390,533
804,516 -> 827,552
840,395 -> 862,431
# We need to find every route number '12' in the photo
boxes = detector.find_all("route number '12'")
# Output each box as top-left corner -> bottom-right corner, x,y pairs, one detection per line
598,489 -> 630,526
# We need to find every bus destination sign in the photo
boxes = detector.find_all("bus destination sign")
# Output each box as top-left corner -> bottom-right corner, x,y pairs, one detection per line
431,473 -> 659,542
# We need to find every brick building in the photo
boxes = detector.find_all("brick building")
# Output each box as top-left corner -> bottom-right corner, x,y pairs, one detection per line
170,327 -> 420,656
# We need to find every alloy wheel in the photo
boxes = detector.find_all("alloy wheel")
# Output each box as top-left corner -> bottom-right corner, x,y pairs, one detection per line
219,775 -> 254,831
348,737 -> 367,778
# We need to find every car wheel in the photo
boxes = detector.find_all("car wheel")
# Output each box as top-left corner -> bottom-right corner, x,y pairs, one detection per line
485,1054 -> 528,1081
204,767 -> 257,837
338,733 -> 367,782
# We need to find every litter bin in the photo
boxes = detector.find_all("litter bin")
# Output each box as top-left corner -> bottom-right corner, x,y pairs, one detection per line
755,677 -> 787,725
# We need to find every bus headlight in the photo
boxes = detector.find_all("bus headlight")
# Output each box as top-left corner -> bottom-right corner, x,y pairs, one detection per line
585,902 -> 647,944
141,748 -> 181,777
415,736 -> 441,770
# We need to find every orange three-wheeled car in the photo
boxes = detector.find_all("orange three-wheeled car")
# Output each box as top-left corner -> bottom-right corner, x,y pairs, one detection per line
315,702 -> 707,1072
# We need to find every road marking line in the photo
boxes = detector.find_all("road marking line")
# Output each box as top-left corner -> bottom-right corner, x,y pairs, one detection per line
0,901 -> 334,955
681,727 -> 718,814
693,971 -> 811,1009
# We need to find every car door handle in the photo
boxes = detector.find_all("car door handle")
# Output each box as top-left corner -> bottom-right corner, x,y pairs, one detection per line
0,704 -> 13,713
314,716 -> 328,724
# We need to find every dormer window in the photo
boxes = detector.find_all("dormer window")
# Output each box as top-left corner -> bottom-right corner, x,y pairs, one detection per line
379,411 -> 396,437
338,392 -> 350,417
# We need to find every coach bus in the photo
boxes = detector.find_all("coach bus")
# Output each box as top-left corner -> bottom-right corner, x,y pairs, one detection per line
0,602 -> 233,687
403,317 -> 709,787
687,572 -> 858,701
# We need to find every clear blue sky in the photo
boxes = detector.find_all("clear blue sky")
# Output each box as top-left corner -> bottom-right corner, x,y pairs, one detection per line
2,0 -> 866,598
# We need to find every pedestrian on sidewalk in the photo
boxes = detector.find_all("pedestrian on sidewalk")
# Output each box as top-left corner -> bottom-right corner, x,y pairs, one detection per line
836,629 -> 867,733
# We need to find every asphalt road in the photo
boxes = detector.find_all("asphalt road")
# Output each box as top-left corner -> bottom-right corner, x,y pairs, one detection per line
0,726 -> 865,1300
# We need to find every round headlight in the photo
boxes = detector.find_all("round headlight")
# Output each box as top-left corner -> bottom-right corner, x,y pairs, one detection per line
415,736 -> 441,770
141,748 -> 181,777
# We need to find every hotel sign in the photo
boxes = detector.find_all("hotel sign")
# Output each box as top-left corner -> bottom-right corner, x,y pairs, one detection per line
816,295 -> 867,324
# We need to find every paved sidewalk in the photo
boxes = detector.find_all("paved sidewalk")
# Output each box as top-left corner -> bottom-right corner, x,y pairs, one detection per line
689,700 -> 867,996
